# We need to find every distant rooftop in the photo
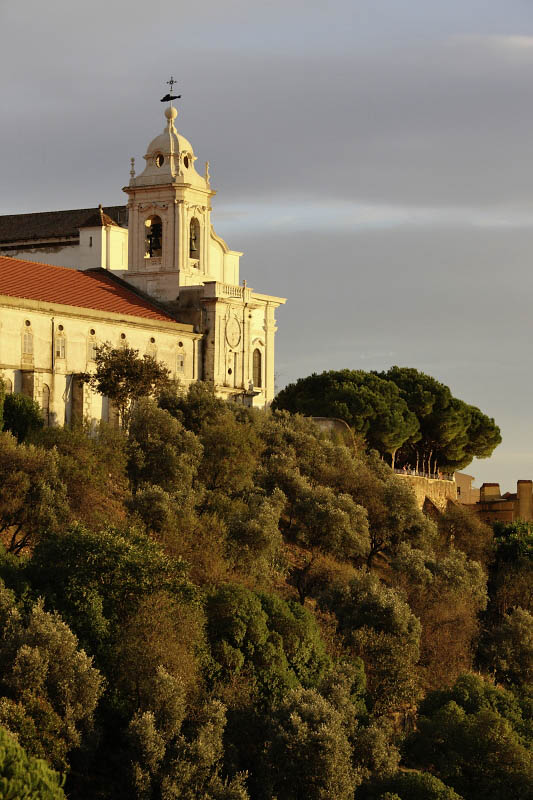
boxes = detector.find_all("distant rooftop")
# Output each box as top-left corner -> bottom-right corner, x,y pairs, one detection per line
0,205 -> 128,244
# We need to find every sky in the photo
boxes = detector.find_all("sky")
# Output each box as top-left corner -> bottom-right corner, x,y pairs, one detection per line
2,0 -> 533,491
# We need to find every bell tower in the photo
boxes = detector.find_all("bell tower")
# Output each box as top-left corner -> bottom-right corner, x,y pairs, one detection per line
120,96 -> 285,406
122,104 -> 223,301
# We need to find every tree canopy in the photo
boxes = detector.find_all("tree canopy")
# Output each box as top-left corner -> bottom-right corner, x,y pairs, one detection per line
0,725 -> 66,800
406,674 -> 533,800
376,367 -> 501,472
273,367 -> 501,472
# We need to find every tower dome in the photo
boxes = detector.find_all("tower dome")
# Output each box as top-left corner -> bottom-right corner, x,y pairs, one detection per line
131,106 -> 204,188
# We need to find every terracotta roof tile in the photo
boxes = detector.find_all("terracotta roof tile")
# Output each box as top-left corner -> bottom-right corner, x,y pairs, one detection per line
0,206 -> 128,244
0,256 -> 176,323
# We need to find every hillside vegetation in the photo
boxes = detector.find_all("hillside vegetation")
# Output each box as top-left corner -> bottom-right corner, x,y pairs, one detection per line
0,374 -> 531,800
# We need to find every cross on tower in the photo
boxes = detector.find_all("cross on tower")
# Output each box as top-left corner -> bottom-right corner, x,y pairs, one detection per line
160,76 -> 181,105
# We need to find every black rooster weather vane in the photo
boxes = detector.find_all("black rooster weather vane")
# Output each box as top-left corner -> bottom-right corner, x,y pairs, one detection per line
161,76 -> 181,105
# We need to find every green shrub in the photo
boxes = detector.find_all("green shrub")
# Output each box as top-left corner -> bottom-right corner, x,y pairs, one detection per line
3,393 -> 44,442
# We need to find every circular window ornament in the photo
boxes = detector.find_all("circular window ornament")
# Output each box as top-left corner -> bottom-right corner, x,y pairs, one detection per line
155,154 -> 164,168
225,316 -> 241,349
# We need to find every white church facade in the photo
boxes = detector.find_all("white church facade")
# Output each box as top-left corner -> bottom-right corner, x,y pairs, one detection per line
0,104 -> 285,424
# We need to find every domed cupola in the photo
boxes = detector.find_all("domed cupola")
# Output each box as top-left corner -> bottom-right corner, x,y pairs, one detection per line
122,97 -> 219,293
131,106 -> 206,189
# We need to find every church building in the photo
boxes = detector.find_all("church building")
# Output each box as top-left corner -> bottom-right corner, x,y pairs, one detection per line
0,103 -> 285,424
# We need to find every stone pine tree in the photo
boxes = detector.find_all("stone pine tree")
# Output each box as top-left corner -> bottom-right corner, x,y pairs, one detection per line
376,366 -> 501,472
273,367 -> 501,473
272,370 -> 419,468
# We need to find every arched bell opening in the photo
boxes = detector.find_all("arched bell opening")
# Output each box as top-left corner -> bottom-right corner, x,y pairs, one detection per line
189,217 -> 200,259
145,215 -> 163,259
253,348 -> 262,388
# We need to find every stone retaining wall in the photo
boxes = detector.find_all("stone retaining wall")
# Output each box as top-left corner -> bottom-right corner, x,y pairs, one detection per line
396,474 -> 457,510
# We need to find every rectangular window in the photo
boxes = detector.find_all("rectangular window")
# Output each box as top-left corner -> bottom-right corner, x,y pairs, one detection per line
55,337 -> 66,359
87,341 -> 98,361
23,331 -> 33,355
176,353 -> 185,373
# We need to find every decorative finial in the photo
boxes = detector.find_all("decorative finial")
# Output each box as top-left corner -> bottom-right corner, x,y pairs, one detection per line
160,76 -> 181,107
205,161 -> 210,183
165,106 -> 178,123
130,157 -> 135,180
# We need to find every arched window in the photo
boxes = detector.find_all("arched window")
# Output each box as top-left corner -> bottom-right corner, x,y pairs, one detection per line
145,215 -> 163,258
253,349 -> 262,388
2,377 -> 12,394
189,217 -> 200,258
42,384 -> 50,426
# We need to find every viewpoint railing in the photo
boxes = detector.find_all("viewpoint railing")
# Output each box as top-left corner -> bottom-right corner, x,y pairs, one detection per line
394,467 -> 454,482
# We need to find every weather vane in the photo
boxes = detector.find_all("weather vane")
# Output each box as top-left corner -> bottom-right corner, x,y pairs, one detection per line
160,76 -> 181,106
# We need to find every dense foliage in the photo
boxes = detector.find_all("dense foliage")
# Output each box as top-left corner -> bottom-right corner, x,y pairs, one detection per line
0,724 -> 66,800
0,364 -> 529,799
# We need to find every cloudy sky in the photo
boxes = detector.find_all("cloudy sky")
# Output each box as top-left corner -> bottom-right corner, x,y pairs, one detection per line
3,0 -> 533,490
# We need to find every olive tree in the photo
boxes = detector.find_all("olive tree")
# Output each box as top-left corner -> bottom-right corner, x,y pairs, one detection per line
83,344 -> 170,428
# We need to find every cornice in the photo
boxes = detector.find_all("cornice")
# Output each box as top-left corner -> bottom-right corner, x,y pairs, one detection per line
0,294 -> 201,337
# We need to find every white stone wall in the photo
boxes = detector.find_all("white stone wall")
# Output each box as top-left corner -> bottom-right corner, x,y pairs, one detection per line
78,225 -> 128,270
0,295 -> 200,426
3,244 -> 80,269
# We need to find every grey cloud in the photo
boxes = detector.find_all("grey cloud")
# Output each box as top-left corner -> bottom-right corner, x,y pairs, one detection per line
3,0 -> 533,492
4,35 -> 533,214
235,225 -> 533,491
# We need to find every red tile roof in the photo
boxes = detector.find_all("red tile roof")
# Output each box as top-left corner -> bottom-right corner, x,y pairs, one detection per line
0,257 -> 176,323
